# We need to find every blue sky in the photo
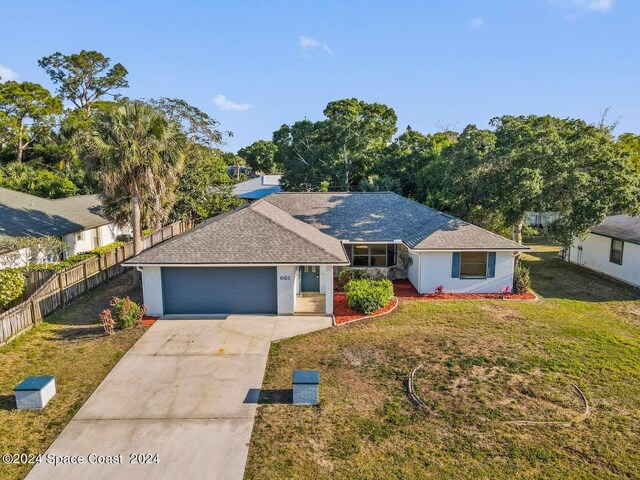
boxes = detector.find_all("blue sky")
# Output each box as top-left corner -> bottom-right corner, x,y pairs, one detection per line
0,0 -> 638,151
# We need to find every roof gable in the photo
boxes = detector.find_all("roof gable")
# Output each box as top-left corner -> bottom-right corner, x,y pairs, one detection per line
125,201 -> 348,265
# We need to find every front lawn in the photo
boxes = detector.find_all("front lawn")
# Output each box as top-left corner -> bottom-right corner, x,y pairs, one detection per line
246,245 -> 640,479
0,271 -> 145,480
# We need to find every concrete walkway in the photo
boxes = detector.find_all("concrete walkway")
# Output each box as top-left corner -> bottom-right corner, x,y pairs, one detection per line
26,315 -> 332,480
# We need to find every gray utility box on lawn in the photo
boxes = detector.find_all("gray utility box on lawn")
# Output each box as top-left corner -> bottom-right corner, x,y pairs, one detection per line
14,376 -> 56,410
292,370 -> 319,405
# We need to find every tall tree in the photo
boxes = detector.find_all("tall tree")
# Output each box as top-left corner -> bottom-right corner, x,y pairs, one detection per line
0,81 -> 62,162
322,98 -> 397,189
382,127 -> 457,198
147,97 -> 228,147
275,98 -> 397,191
487,115 -> 639,244
237,140 -> 279,174
170,146 -> 241,223
617,133 -> 640,174
88,101 -> 186,254
39,50 -> 128,115
274,119 -> 333,190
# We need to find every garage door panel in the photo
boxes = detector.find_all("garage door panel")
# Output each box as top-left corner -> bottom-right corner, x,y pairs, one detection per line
162,267 -> 277,314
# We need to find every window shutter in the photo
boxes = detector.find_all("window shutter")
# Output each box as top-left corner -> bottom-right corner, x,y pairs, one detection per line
451,252 -> 460,278
487,252 -> 496,278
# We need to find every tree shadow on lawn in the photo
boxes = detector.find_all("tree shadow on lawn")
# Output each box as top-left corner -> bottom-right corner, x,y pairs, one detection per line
523,248 -> 640,303
0,394 -> 16,411
244,388 -> 292,404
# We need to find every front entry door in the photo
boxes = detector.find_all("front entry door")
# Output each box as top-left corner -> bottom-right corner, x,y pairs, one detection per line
300,266 -> 320,292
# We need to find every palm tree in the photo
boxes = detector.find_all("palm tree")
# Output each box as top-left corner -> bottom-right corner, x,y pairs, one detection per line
89,101 -> 186,254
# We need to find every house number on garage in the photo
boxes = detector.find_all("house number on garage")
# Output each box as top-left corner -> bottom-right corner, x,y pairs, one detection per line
279,275 -> 291,281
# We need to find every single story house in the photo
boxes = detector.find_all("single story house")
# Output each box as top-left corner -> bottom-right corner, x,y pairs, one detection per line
564,214 -> 640,288
125,192 -> 528,317
0,187 -> 129,267
232,174 -> 282,200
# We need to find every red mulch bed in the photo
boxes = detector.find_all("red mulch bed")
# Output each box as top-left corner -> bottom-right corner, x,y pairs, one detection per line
334,292 -> 398,325
393,279 -> 536,300
141,315 -> 159,326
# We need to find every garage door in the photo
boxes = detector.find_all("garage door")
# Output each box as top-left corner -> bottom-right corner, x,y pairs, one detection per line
161,267 -> 277,314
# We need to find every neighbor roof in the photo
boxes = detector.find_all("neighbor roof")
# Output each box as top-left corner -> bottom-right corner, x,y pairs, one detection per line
0,187 -> 110,238
590,215 -> 640,244
124,200 -> 349,265
232,174 -> 282,200
264,192 -> 527,251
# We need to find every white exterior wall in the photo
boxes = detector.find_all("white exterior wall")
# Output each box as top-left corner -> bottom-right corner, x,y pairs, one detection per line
65,223 -> 129,257
142,266 -> 164,316
415,251 -> 515,294
568,233 -> 640,287
323,265 -> 334,315
277,265 -> 297,314
407,251 -> 420,293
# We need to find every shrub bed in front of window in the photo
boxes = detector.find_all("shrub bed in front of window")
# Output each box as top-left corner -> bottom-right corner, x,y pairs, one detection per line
343,278 -> 394,314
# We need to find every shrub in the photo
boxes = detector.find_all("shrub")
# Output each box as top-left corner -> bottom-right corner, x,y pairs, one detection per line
0,268 -> 26,307
337,268 -> 373,290
100,309 -> 115,335
513,261 -> 531,293
344,278 -> 394,314
27,242 -> 124,272
110,296 -> 146,329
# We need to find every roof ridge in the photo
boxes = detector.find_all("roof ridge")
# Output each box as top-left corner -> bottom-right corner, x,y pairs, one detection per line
248,201 -> 347,263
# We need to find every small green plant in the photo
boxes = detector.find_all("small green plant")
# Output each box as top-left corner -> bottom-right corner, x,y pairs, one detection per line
110,296 -> 146,329
343,278 -> 394,314
513,261 -> 531,293
337,268 -> 373,290
0,268 -> 26,307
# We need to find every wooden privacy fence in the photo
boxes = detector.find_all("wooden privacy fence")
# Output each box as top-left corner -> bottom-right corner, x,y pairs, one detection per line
0,219 -> 192,346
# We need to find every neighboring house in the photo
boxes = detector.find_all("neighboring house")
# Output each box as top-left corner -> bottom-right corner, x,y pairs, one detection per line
232,174 -> 282,200
0,187 -> 129,267
565,214 -> 640,288
125,192 -> 528,317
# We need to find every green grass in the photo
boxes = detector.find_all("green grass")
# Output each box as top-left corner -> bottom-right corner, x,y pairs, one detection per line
0,272 -> 145,480
245,245 -> 640,479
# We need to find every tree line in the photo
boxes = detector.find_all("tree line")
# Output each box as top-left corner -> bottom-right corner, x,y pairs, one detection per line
236,98 -> 640,244
0,50 -> 240,254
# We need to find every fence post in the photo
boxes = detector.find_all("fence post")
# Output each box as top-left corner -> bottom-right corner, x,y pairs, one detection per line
58,273 -> 66,308
83,263 -> 89,293
30,300 -> 36,326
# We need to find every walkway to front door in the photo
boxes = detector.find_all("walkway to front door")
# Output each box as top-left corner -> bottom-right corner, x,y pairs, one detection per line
300,266 -> 320,292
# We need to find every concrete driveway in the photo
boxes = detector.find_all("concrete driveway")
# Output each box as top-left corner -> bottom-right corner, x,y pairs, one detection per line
26,315 -> 332,480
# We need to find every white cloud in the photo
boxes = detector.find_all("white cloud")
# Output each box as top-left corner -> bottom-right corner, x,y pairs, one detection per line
299,36 -> 332,54
549,0 -> 613,12
213,94 -> 251,112
470,17 -> 484,28
0,64 -> 18,82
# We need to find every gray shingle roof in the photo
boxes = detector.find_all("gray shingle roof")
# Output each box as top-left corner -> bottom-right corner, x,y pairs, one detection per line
0,187 -> 110,238
591,215 -> 640,244
124,200 -> 349,265
265,192 -> 527,250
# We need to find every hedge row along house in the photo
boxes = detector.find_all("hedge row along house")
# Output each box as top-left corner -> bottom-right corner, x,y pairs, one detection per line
124,192 -> 529,316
